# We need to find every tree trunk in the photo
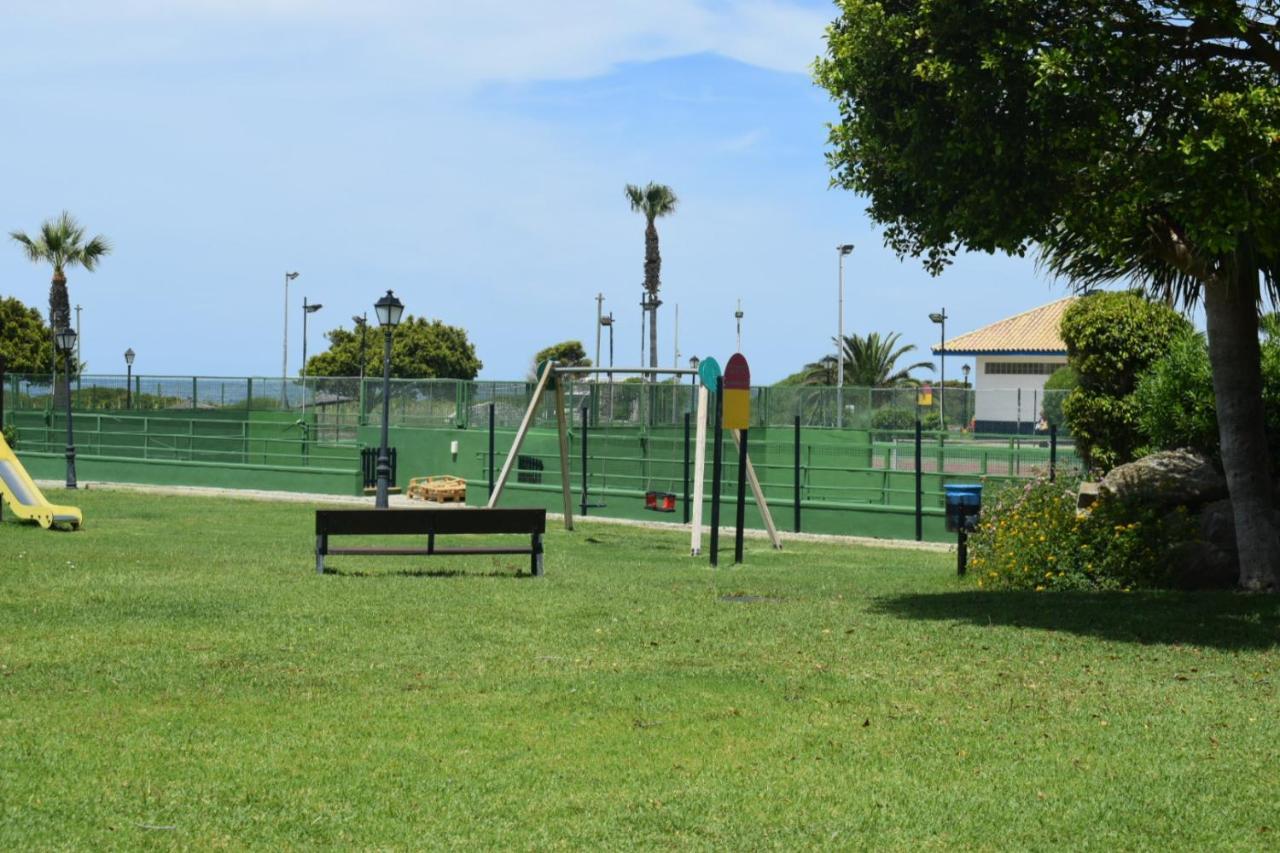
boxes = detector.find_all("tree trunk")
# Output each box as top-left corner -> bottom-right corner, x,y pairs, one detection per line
1203,265 -> 1280,591
49,270 -> 69,407
645,220 -> 660,376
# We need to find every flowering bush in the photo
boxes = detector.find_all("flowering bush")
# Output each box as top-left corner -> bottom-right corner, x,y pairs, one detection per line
968,478 -> 1194,591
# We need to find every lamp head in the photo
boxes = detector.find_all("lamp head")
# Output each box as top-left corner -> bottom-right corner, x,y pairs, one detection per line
838,244 -> 854,255
286,271 -> 300,281
689,355 -> 700,370
374,290 -> 405,328
304,303 -> 323,313
599,313 -> 613,327
55,326 -> 77,353
929,312 -> 946,324
124,348 -> 135,366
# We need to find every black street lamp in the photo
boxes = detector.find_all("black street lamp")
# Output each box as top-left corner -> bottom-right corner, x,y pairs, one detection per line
55,326 -> 78,488
124,348 -> 135,410
302,297 -> 324,423
373,290 -> 404,509
961,363 -> 971,429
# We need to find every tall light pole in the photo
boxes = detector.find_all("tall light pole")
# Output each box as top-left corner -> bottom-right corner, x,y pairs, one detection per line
930,309 -> 948,431
124,348 -> 135,410
74,304 -> 82,367
282,271 -> 299,406
373,290 -> 404,509
55,326 -> 78,489
352,314 -> 369,383
836,244 -> 854,428
595,293 -> 605,377
962,363 -> 971,430
302,297 -> 323,424
600,312 -> 615,420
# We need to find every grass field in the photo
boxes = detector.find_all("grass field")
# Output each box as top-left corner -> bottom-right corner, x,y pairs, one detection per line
2,488 -> 1279,849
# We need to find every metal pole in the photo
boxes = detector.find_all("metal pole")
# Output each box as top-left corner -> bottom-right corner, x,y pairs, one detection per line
837,250 -> 845,428
914,419 -> 923,541
488,402 -> 496,498
302,297 -> 309,424
939,312 -> 946,431
63,347 -> 77,489
282,273 -> 290,406
595,293 -> 604,380
126,364 -> 132,410
1050,424 -> 1058,483
710,376 -> 724,567
794,414 -> 801,533
74,305 -> 81,367
607,316 -> 615,421
734,428 -> 748,564
580,404 -> 590,516
375,327 -> 394,508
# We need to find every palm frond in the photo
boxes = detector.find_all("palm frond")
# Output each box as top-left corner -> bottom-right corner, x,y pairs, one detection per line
9,230 -> 43,262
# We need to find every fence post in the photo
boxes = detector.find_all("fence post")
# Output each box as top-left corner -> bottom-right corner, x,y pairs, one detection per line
1050,424 -> 1058,483
683,411 -> 691,525
488,402 -> 496,499
581,404 -> 590,516
915,419 -> 923,542
794,414 -> 801,533
192,377 -> 198,410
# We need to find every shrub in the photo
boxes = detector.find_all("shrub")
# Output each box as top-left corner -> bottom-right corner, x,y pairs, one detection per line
1060,292 -> 1191,469
2,423 -> 16,449
1133,330 -> 1219,458
969,478 -> 1195,591
871,407 -> 916,431
1041,366 -> 1077,431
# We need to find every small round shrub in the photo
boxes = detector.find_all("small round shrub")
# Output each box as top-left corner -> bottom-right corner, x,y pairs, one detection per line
871,407 -> 916,431
1133,330 -> 1218,459
969,478 -> 1195,591
1,424 -> 15,449
1041,366 -> 1077,430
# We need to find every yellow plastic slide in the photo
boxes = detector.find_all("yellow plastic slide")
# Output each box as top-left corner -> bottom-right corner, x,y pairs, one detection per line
0,433 -> 82,530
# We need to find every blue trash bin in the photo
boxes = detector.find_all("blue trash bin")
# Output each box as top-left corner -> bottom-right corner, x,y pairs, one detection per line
943,484 -> 983,533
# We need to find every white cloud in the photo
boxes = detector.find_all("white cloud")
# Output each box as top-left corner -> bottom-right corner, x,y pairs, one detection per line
10,0 -> 829,83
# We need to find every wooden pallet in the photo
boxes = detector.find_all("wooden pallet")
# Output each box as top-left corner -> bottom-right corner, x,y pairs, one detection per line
407,475 -> 467,504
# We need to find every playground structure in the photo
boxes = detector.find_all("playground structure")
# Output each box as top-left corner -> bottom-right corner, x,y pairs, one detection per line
486,361 -> 782,559
0,433 -> 82,530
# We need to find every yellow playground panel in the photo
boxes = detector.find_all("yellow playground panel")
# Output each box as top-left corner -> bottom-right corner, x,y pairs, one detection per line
0,434 -> 82,530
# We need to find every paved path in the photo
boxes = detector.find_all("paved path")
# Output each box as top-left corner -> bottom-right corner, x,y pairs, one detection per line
36,479 -> 952,554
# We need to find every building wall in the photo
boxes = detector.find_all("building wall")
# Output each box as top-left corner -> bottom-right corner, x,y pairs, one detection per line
973,355 -> 1068,427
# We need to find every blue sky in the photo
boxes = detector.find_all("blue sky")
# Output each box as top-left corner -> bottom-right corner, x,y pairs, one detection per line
0,0 -> 1071,383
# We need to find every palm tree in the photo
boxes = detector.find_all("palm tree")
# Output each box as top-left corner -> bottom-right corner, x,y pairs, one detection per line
11,211 -> 111,340
624,182 -> 678,376
802,331 -> 934,387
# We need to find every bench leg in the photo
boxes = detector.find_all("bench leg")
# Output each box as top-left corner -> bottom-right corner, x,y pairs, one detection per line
316,534 -> 326,575
531,532 -> 544,577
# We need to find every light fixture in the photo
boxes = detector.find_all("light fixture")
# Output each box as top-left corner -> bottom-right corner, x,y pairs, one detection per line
375,290 -> 405,328
124,348 -> 135,366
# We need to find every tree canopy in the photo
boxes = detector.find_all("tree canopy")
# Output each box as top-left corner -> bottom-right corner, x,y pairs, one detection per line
0,296 -> 54,374
10,211 -> 110,330
816,1 -> 1280,589
529,340 -> 591,380
792,331 -> 934,387
305,316 -> 482,380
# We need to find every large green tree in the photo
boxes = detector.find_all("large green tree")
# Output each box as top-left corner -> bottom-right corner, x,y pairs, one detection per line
305,316 -> 482,380
528,340 -> 591,380
0,296 -> 54,374
625,182 -> 678,376
817,1 -> 1280,590
797,331 -> 934,387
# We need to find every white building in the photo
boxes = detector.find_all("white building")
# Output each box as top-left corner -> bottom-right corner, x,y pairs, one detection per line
933,298 -> 1074,434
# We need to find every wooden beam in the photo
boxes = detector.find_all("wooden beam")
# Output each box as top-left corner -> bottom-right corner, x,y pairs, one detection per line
487,362 -> 555,507
554,375 -> 574,531
733,428 -> 782,550
690,385 -> 709,556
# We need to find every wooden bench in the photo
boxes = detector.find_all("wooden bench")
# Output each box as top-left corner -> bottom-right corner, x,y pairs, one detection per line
315,508 -> 546,576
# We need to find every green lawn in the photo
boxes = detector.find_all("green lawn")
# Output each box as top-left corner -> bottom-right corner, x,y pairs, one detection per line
1,489 -> 1278,849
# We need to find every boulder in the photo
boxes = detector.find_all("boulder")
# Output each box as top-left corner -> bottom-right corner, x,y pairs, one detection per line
1168,541 -> 1238,591
1099,450 -> 1227,509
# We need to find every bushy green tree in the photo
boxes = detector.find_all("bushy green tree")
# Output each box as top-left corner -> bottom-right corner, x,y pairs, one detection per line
1060,292 -> 1191,469
625,182 -> 678,374
529,340 -> 590,379
815,0 -> 1280,587
0,296 -> 54,374
1041,366 -> 1077,431
306,315 -> 482,380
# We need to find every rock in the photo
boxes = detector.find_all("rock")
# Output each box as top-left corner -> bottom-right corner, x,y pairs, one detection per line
1099,449 -> 1227,509
1199,498 -> 1237,552
1168,541 -> 1238,590
1076,481 -> 1100,513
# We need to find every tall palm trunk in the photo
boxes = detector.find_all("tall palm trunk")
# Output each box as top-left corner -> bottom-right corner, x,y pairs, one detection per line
49,269 -> 70,406
645,219 -> 660,376
1204,259 -> 1280,590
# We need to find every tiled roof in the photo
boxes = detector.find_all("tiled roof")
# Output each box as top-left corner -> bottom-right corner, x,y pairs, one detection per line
932,297 -> 1075,355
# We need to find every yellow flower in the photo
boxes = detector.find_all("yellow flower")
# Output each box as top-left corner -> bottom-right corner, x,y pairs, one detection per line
1035,585 -> 1046,592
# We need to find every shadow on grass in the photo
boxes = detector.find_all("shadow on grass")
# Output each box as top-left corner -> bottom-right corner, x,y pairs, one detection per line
872,590 -> 1280,650
322,567 -> 533,580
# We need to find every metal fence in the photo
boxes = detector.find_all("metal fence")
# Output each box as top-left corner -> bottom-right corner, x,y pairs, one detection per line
4,372 -> 1071,437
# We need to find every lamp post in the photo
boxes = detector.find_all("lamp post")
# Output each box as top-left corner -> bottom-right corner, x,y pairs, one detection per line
961,363 -> 971,430
124,348 -> 135,410
734,299 -> 744,352
595,293 -> 605,376
55,326 -> 78,489
302,297 -> 323,423
282,271 -> 299,406
836,244 -> 854,428
930,309 -> 948,431
600,311 -> 614,420
352,313 -> 369,382
373,290 -> 404,509
689,355 -> 700,413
